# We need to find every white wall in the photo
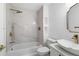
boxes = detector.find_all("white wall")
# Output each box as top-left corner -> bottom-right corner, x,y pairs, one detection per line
0,3 -> 6,55
0,3 -> 6,45
43,4 -> 49,43
48,3 -> 73,40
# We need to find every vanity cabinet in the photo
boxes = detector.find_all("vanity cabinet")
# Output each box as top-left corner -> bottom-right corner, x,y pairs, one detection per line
49,43 -> 74,56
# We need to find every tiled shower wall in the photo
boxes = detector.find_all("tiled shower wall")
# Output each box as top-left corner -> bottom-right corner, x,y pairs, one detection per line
6,4 -> 38,49
13,8 -> 37,43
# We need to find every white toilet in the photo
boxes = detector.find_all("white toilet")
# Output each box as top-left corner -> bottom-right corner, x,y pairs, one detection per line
37,38 -> 57,56
37,47 -> 49,56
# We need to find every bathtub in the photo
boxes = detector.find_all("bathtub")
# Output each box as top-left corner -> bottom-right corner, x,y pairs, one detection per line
6,42 -> 40,56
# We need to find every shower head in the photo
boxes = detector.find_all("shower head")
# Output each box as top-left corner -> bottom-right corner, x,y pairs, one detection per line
10,9 -> 22,13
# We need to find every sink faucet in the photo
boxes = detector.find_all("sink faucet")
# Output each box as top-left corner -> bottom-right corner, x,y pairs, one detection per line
72,34 -> 79,44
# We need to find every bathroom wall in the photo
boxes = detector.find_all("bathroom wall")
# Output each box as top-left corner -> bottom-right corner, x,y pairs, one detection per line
0,3 -> 6,55
0,3 -> 6,45
48,3 -> 73,40
6,4 -> 38,51
11,6 -> 37,43
43,4 -> 49,43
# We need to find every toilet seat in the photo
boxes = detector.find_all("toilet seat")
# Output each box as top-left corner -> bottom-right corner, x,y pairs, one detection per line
37,47 -> 49,52
37,47 -> 49,56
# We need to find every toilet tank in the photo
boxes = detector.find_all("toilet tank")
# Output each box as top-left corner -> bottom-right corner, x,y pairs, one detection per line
45,38 -> 57,47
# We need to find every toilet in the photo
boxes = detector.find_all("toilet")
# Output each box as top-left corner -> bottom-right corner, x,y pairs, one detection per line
37,38 -> 57,56
37,47 -> 49,56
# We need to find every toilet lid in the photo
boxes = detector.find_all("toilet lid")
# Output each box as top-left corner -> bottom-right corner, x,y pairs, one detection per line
37,47 -> 49,52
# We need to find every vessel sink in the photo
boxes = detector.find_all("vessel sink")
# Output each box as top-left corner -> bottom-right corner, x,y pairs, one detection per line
57,39 -> 79,55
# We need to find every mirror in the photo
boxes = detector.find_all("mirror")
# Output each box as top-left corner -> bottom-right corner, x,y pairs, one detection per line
67,3 -> 79,33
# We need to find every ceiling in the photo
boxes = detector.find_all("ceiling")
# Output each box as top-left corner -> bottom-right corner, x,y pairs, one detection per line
10,3 -> 43,11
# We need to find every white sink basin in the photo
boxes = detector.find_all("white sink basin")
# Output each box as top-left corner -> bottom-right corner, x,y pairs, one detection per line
57,39 -> 79,55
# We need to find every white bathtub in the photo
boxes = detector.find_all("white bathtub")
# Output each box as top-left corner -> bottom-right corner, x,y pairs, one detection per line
6,42 -> 40,56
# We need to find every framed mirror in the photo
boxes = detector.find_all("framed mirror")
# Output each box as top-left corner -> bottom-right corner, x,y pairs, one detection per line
67,3 -> 79,33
